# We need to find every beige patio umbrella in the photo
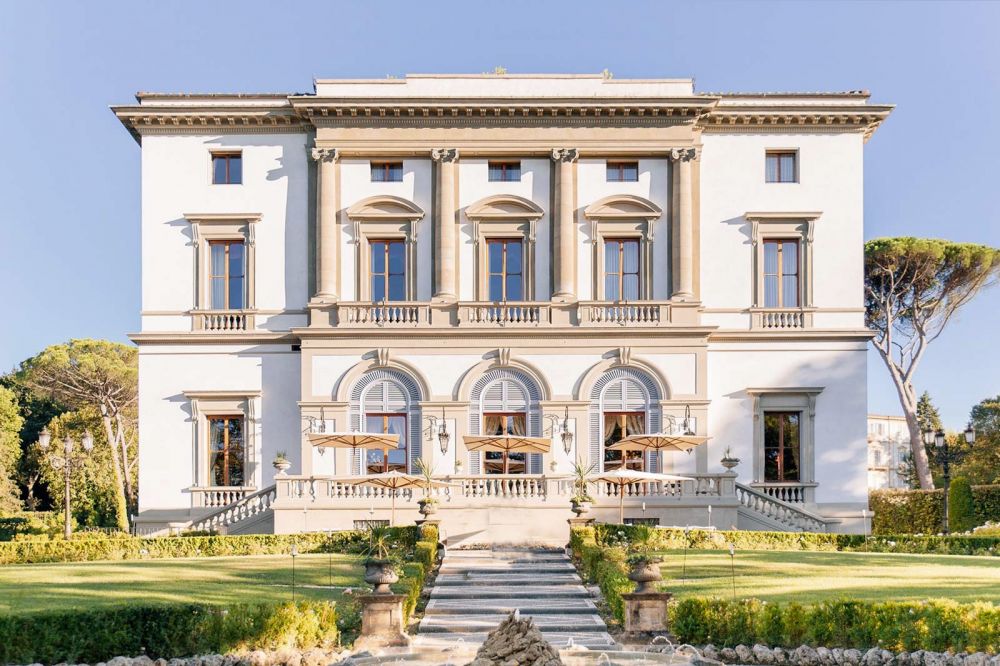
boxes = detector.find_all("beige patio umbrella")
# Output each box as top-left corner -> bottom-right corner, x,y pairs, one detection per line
462,435 -> 551,474
307,432 -> 401,474
607,433 -> 710,455
585,469 -> 694,524
332,471 -> 456,526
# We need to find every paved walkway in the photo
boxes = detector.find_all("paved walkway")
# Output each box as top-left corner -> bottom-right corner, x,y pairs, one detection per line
415,548 -> 617,650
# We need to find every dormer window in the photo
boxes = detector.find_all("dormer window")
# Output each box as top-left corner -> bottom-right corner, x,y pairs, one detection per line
371,162 -> 403,182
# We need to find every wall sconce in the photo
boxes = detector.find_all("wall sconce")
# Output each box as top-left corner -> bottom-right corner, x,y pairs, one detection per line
546,406 -> 574,454
426,408 -> 450,455
682,404 -> 696,437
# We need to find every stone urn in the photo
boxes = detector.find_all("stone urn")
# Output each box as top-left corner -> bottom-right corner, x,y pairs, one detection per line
720,457 -> 740,471
570,497 -> 591,517
272,458 -> 291,474
628,558 -> 663,593
418,498 -> 437,516
364,559 -> 400,595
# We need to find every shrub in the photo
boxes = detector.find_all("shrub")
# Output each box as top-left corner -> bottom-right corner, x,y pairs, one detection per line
950,477 -> 977,533
668,597 -> 999,653
870,488 -> 943,535
974,485 -> 1000,527
0,601 -> 338,664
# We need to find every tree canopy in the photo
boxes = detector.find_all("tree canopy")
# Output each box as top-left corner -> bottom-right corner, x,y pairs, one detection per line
0,387 -> 24,513
865,237 -> 1000,489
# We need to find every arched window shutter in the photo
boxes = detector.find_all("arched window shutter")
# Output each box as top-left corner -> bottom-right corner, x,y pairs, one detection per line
589,367 -> 663,472
348,368 -> 423,475
469,367 -> 544,475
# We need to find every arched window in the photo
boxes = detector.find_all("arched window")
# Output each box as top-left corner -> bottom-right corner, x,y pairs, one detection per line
350,369 -> 422,475
589,367 -> 662,472
468,368 -> 543,475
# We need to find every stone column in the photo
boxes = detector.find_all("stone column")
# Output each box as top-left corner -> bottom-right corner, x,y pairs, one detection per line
432,148 -> 459,302
670,147 -> 698,301
551,148 -> 579,302
311,147 -> 339,301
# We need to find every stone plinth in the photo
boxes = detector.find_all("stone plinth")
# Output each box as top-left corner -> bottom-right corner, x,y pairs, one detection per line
567,517 -> 595,528
622,591 -> 673,636
353,593 -> 410,650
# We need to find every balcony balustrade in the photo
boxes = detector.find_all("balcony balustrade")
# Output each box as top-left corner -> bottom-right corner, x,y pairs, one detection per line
337,301 -> 430,327
191,486 -> 253,508
752,308 -> 811,330
462,302 -> 551,327
193,310 -> 254,332
578,301 -> 670,326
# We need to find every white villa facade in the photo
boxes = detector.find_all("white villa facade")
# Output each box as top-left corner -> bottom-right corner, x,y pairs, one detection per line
867,414 -> 911,490
114,74 -> 892,542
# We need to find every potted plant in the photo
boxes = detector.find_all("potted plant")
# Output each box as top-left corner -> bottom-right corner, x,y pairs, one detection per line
570,458 -> 596,517
626,524 -> 663,593
720,446 -> 740,471
272,451 -> 291,474
362,524 -> 400,594
415,460 -> 438,516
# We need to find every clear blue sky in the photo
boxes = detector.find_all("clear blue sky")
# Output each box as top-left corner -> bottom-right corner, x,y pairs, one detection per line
1,1 -> 997,429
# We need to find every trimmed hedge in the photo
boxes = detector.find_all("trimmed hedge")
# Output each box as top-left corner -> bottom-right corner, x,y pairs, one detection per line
871,485 -> 1000,535
0,601 -> 338,665
950,478 -> 977,534
580,524 -> 1000,557
670,597 -> 999,653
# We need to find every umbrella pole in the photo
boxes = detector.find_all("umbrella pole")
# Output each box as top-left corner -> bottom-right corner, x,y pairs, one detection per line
504,452 -> 509,475
391,489 -> 396,527
620,483 -> 625,524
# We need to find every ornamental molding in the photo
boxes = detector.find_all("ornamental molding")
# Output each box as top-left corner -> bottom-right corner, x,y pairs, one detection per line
310,146 -> 339,162
551,148 -> 579,163
345,195 -> 424,221
584,194 -> 661,221
667,147 -> 700,162
430,147 -> 459,163
701,108 -> 892,142
465,194 -> 544,221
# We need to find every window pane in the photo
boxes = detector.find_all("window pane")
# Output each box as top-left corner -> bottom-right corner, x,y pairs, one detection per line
764,413 -> 780,448
506,275 -> 523,301
388,241 -> 405,274
211,244 -> 226,277
213,157 -> 227,184
605,241 -> 620,273
506,241 -> 522,274
623,163 -> 638,181
765,155 -> 779,183
764,276 -> 779,308
228,419 -> 244,485
371,243 -> 385,273
782,242 -> 798,275
388,163 -> 403,181
228,243 -> 244,278
488,242 -> 503,273
371,276 -> 386,302
388,275 -> 405,301
488,275 -> 504,301
606,163 -> 619,182
780,154 -> 796,182
605,275 -> 620,301
228,277 -> 244,309
763,242 -> 778,275
623,274 -> 639,300
229,156 -> 242,184
764,447 -> 780,481
622,241 -> 639,273
210,419 -> 226,451
211,277 -> 226,309
782,276 -> 799,307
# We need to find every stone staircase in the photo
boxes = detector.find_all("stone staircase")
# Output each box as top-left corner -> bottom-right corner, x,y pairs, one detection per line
416,548 -> 617,650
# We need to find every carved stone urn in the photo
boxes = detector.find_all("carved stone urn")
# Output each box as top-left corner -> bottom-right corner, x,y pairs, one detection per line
570,498 -> 591,517
418,498 -> 437,516
720,457 -> 740,471
272,458 -> 291,474
627,558 -> 663,594
364,559 -> 400,595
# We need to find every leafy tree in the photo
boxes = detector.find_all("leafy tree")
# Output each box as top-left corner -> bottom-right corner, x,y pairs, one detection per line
953,396 -> 1000,485
19,340 -> 137,530
0,386 -> 24,513
865,237 -> 1000,489
0,373 -> 63,510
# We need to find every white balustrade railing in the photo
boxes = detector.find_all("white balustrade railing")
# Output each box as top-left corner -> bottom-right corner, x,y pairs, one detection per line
755,482 -> 810,504
756,308 -> 807,330
190,485 -> 276,533
463,302 -> 550,326
579,301 -> 669,326
195,310 -> 252,332
337,302 -> 428,327
735,483 -> 828,532
191,486 -> 251,508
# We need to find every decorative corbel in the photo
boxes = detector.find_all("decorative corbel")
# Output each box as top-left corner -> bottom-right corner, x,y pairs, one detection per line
375,348 -> 391,367
617,347 -> 632,366
310,146 -> 339,163
497,347 -> 512,366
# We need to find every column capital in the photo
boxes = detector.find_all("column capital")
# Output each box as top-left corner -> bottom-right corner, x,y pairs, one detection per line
431,148 -> 460,163
311,146 -> 339,163
668,147 -> 700,162
551,148 -> 579,163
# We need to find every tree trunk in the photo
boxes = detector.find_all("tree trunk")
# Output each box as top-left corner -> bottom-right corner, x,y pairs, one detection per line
100,404 -> 130,531
115,412 -> 135,512
882,359 -> 934,489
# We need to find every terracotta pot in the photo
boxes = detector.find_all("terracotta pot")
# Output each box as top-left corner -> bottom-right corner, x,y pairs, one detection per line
628,559 -> 663,593
418,499 -> 437,516
364,559 -> 399,594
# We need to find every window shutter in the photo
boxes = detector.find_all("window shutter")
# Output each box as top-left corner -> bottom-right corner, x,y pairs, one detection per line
624,379 -> 646,411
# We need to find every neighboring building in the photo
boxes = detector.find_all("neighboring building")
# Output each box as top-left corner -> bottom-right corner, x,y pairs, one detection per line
113,73 -> 892,542
867,414 -> 911,489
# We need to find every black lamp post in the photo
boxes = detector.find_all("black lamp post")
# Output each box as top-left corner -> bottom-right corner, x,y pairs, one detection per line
924,424 -> 976,534
37,427 -> 93,540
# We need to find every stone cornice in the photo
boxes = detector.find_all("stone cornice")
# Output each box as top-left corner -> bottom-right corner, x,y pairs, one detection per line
701,105 -> 894,142
709,329 -> 874,342
129,332 -> 297,345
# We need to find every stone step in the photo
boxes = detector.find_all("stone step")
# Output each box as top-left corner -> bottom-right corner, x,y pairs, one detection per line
440,560 -> 574,571
425,597 -> 597,614
419,613 -> 607,633
430,584 -> 590,598
435,572 -> 581,585
443,553 -> 569,564
411,631 -> 619,650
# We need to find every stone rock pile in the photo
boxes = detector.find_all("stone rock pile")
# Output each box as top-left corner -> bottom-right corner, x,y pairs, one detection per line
644,644 -> 1000,666
466,612 -> 564,666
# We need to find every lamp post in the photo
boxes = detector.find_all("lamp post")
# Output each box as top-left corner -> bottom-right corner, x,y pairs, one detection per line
37,427 -> 93,540
923,424 -> 976,534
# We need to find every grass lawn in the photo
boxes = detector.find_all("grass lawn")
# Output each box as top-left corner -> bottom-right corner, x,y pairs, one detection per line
0,553 -> 365,614
656,549 -> 1000,604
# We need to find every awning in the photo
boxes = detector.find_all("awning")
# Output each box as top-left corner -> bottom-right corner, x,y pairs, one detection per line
462,435 -> 551,454
607,434 -> 709,454
307,432 -> 401,449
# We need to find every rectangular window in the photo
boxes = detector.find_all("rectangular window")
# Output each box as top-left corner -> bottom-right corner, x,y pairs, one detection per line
765,151 -> 797,183
607,161 -> 639,182
764,412 -> 800,482
763,240 -> 799,307
208,240 -> 245,309
603,412 -> 645,471
604,238 -> 641,300
488,161 -> 521,182
483,413 -> 527,474
486,239 -> 524,302
209,416 -> 245,486
370,240 -> 406,302
211,152 -> 242,184
365,414 -> 408,474
371,162 -> 403,182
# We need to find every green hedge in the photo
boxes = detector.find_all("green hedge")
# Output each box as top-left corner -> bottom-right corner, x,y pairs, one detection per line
871,485 -> 1000,535
950,478 -> 977,533
0,601 -> 338,664
670,597 -> 999,653
570,527 -> 633,624
0,529 -> 427,565
579,524 -> 1000,557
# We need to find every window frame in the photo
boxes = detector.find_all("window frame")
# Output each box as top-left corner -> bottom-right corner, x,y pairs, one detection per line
184,390 -> 260,496
184,214 -> 260,328
485,238 -> 525,302
364,412 -> 408,474
762,238 -> 800,308
207,240 -> 246,310
763,411 -> 801,483
606,161 -> 639,183
602,411 -> 646,472
747,388 -> 821,502
602,237 -> 642,302
208,414 -> 246,487
746,212 -> 821,324
370,161 -> 404,183
368,238 -> 408,303
488,161 -> 522,182
482,411 -> 529,475
211,151 -> 243,185
765,150 -> 798,184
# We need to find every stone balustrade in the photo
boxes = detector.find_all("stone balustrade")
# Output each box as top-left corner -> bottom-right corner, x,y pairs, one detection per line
193,310 -> 253,332
578,301 -> 670,326
753,308 -> 812,330
190,486 -> 252,508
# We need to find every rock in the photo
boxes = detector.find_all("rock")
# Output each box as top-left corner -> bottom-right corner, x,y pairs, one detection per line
721,648 -> 739,663
794,645 -> 820,666
832,648 -> 845,666
754,645 -> 776,664
245,651 -> 270,666
816,647 -> 833,666
107,657 -> 132,666
965,654 -> 988,666
300,650 -> 326,666
844,649 -> 863,666
703,645 -> 720,661
924,653 -> 947,666
773,647 -> 788,665
466,612 -> 562,666
133,657 -> 155,666
897,652 -> 912,666
736,645 -> 754,664
863,648 -> 884,666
